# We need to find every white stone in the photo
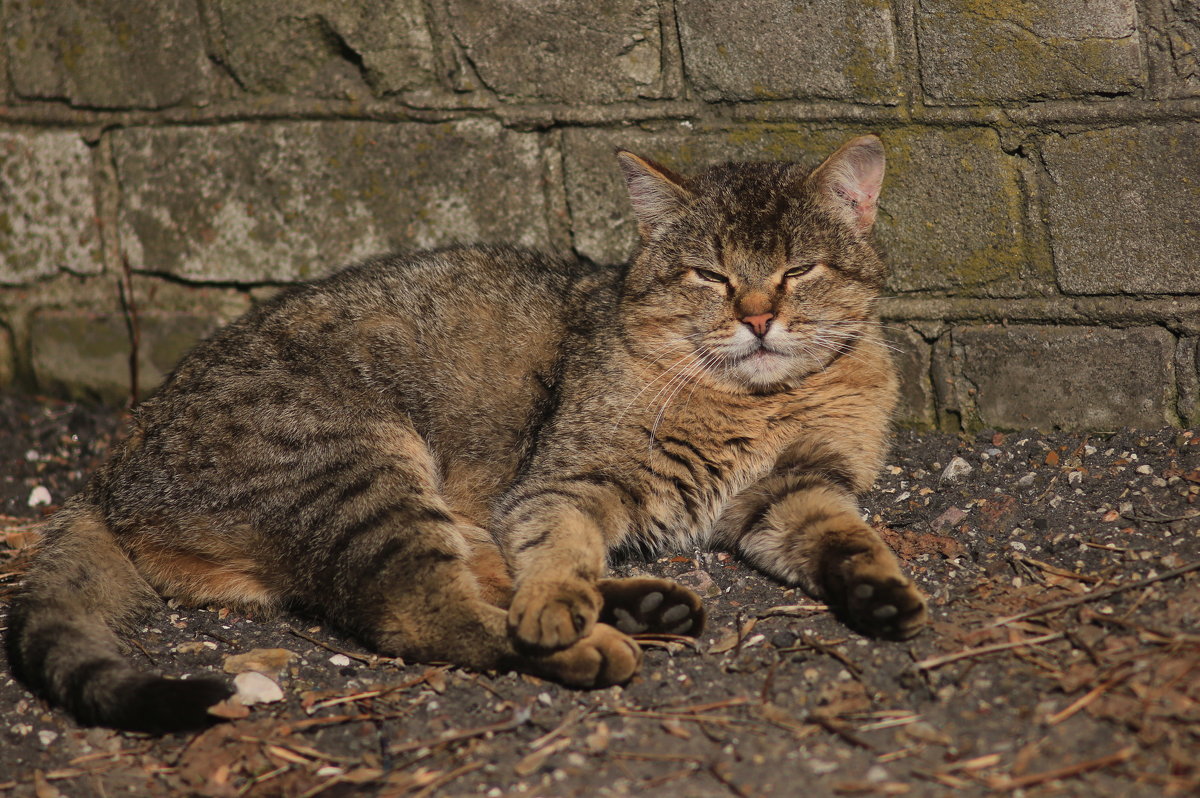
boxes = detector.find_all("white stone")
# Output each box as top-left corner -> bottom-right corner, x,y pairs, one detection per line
232,671 -> 284,705
27,485 -> 51,507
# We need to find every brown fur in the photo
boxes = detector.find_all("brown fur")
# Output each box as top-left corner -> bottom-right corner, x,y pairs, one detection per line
6,136 -> 925,732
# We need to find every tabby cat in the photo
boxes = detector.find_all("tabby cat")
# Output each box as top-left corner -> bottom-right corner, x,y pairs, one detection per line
6,135 -> 926,732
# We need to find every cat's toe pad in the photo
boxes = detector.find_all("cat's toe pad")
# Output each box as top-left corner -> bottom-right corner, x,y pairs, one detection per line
844,574 -> 927,640
597,577 -> 706,637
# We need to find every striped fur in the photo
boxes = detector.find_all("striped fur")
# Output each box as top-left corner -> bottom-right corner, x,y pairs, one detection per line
6,136 -> 924,731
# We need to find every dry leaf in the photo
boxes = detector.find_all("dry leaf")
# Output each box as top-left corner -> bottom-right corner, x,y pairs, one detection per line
33,771 -> 63,798
223,648 -> 298,678
342,767 -> 385,784
903,720 -> 952,746
661,718 -> 692,739
514,737 -> 570,776
265,745 -> 312,766
4,530 -> 39,549
708,630 -> 740,654
206,698 -> 251,720
175,641 -> 213,654
425,668 -> 447,694
585,721 -> 611,753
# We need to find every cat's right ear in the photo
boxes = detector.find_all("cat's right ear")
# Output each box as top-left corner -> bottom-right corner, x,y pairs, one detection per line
807,135 -> 886,234
616,150 -> 692,238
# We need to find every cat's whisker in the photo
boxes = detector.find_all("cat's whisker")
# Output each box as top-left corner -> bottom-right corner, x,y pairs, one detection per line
817,325 -> 901,353
613,349 -> 704,427
642,351 -> 705,409
808,338 -> 878,370
650,349 -> 717,435
677,350 -> 725,417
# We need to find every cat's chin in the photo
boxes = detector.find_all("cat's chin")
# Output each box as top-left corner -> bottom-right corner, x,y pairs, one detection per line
728,350 -> 803,391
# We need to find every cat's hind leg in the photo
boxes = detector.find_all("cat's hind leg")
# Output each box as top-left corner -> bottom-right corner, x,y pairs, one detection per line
295,477 -> 641,686
348,545 -> 642,687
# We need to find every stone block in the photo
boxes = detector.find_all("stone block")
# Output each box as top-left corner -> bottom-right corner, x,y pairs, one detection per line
1040,124 -> 1200,295
1162,0 -> 1200,96
1177,337 -> 1199,426
886,327 -> 934,427
677,0 -> 901,103
445,0 -> 661,102
208,0 -> 436,98
30,310 -> 229,404
945,325 -> 1175,431
563,126 -> 1031,295
917,0 -> 1143,103
0,323 -> 13,389
5,0 -> 213,108
31,312 -> 131,404
0,130 -> 102,284
876,127 -> 1030,295
115,120 -> 551,282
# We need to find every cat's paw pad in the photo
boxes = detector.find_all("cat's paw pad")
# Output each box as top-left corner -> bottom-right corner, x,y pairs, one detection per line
838,569 -> 927,640
597,577 -> 706,637
508,577 -> 602,651
530,623 -> 642,687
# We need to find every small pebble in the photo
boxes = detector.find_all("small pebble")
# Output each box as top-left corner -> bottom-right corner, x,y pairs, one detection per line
940,457 -> 973,484
328,654 -> 351,667
866,765 -> 889,783
27,485 -> 52,507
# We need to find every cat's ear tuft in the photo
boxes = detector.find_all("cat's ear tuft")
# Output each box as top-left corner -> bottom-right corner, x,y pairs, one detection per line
616,150 -> 692,237
808,135 -> 885,233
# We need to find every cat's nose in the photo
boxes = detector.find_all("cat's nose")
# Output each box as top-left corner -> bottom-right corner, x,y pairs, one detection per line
741,313 -> 774,337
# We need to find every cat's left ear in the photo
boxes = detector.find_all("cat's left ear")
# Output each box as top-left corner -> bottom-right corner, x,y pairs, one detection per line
808,135 -> 885,233
616,150 -> 692,237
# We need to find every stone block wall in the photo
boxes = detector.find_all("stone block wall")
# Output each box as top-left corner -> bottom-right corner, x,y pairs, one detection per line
0,0 -> 1197,429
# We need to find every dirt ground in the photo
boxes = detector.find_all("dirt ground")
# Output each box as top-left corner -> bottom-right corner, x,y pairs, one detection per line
1,393 -> 1197,797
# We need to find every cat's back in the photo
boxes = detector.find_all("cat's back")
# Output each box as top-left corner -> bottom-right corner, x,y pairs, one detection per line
157,245 -> 611,403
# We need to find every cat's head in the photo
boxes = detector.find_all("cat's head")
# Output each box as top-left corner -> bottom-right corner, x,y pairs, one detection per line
616,135 -> 888,394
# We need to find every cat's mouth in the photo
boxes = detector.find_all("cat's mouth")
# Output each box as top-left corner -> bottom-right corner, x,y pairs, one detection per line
732,339 -> 786,361
747,345 -> 782,360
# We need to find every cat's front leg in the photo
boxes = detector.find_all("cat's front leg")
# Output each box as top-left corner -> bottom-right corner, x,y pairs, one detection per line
496,485 -> 633,650
715,472 -> 927,639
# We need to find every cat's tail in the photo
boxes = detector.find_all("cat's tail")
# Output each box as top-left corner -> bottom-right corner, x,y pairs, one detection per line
4,501 -> 232,732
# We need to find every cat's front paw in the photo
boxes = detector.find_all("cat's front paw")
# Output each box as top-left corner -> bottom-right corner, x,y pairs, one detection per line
508,577 -> 602,650
822,548 -> 927,640
528,622 -> 642,687
597,577 -> 706,637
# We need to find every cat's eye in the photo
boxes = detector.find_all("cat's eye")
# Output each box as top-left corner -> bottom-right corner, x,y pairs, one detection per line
783,263 -> 821,279
693,268 -> 730,284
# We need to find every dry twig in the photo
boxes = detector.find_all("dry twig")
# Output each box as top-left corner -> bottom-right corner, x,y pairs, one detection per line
914,632 -> 1064,671
388,708 -> 530,755
287,627 -> 379,666
987,559 -> 1200,628
988,746 -> 1135,791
